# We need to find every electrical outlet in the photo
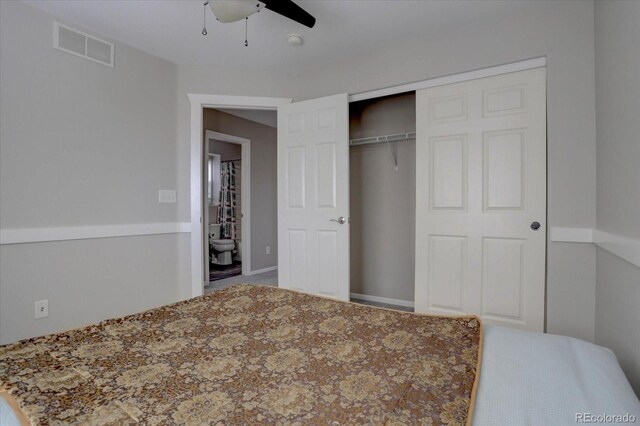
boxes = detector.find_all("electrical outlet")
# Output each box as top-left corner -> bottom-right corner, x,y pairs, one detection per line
266,246 -> 271,255
35,300 -> 48,319
158,189 -> 177,203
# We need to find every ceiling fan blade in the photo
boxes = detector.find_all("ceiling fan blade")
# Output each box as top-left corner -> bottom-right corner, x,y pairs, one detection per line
262,0 -> 316,28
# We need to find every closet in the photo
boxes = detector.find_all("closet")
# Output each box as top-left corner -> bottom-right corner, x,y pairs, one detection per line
348,93 -> 416,305
277,66 -> 547,332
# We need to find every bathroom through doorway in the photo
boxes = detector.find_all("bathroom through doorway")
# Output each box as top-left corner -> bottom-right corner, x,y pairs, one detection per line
202,107 -> 279,290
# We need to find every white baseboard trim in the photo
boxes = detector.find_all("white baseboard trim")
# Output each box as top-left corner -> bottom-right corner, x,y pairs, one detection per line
593,230 -> 640,269
0,223 -> 191,245
350,292 -> 415,308
247,266 -> 277,276
550,227 -> 594,243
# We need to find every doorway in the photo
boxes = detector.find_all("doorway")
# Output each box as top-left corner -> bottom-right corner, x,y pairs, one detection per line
200,105 -> 282,293
189,95 -> 291,297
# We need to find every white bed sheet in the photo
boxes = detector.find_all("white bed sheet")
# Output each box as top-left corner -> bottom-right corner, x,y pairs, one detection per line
0,397 -> 18,426
2,325 -> 638,425
473,325 -> 640,425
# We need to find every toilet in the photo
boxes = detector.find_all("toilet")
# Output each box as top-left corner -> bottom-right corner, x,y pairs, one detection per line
233,240 -> 242,262
208,224 -> 235,266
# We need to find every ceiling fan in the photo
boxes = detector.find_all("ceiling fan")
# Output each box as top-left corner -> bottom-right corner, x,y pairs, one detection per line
208,0 -> 316,28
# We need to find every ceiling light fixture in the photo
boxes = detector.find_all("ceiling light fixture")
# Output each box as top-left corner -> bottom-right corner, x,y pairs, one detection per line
200,1 -> 316,47
287,33 -> 303,46
209,0 -> 264,23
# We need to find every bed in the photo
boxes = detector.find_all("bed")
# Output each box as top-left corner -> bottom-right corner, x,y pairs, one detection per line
1,284 -> 638,425
475,325 -> 639,425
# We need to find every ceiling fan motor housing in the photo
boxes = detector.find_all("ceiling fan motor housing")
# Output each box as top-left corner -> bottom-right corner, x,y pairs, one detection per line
209,0 -> 264,23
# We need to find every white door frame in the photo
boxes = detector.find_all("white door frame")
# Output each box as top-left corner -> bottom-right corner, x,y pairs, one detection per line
204,130 -> 251,282
188,57 -> 546,298
349,57 -> 546,102
203,150 -> 221,284
189,94 -> 292,297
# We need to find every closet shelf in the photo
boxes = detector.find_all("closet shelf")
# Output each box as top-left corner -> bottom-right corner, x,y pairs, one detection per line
350,132 -> 416,171
349,132 -> 416,146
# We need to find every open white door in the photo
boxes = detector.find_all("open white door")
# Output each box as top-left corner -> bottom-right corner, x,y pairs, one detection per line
277,93 -> 350,300
415,68 -> 547,332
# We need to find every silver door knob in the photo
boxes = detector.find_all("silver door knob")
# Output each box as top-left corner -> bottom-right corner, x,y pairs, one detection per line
330,216 -> 347,224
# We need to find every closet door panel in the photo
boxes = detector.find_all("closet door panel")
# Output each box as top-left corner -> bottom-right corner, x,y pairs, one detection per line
428,94 -> 468,124
415,67 -> 546,332
483,129 -> 525,211
427,235 -> 467,312
481,237 -> 526,324
430,135 -> 468,211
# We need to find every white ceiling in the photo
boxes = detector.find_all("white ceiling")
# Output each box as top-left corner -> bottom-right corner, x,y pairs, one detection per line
22,0 -> 516,71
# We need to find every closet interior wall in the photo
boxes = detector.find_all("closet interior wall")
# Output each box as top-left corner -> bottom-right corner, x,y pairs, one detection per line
349,92 -> 417,303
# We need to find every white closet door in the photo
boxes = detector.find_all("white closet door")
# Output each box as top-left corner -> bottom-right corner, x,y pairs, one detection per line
415,68 -> 546,332
277,93 -> 350,300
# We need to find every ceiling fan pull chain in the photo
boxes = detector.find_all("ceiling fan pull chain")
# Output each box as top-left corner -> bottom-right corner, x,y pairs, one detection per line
202,1 -> 209,36
244,17 -> 249,47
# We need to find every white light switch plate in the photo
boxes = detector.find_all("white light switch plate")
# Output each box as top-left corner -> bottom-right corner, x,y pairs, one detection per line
159,190 -> 177,203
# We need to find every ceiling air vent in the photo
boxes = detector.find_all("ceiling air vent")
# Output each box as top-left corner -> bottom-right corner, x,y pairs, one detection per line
53,22 -> 114,68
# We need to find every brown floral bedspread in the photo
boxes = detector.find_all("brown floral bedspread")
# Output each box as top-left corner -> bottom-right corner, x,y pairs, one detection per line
0,285 -> 482,425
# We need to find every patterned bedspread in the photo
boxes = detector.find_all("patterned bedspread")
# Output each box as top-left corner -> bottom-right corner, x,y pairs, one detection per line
0,285 -> 482,425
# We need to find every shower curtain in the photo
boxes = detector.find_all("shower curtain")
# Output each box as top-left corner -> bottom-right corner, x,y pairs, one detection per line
217,161 -> 237,239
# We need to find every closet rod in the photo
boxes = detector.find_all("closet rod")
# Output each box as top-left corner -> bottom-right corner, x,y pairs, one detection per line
349,132 -> 416,147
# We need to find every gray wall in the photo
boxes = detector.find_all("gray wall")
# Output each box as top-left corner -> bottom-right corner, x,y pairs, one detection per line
349,93 -> 416,140
594,0 -> 640,394
0,2 -> 179,343
209,139 -> 241,161
349,94 -> 416,301
0,236 -> 179,344
202,109 -> 278,272
176,0 -> 598,342
595,250 -> 640,395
